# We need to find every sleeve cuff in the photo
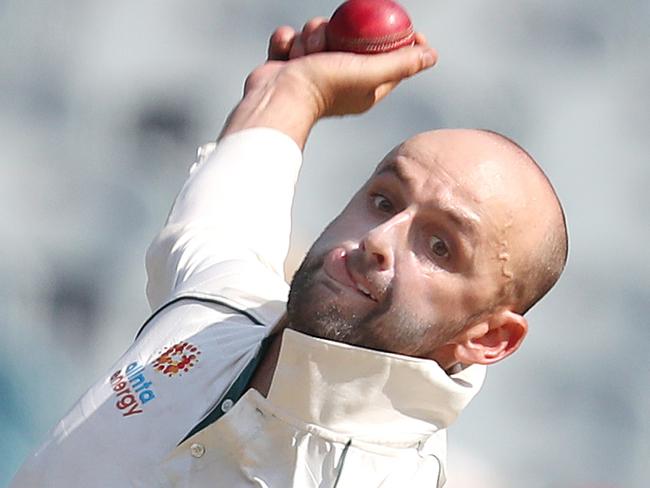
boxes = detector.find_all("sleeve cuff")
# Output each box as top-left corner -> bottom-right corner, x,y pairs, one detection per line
193,128 -> 302,173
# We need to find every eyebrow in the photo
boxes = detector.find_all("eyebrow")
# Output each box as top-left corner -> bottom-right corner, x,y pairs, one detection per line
376,160 -> 414,185
375,160 -> 481,239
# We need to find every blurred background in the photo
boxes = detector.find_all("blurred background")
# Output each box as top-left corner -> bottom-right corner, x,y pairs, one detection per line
1,0 -> 648,486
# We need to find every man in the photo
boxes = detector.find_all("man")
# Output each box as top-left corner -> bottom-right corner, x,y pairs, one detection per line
12,17 -> 566,488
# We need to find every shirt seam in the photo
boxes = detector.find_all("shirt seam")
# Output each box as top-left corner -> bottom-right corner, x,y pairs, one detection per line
134,294 -> 264,340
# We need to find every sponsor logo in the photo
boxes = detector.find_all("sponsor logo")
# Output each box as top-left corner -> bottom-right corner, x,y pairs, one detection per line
153,341 -> 201,377
109,362 -> 157,417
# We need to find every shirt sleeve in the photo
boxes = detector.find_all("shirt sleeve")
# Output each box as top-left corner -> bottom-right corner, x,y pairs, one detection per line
145,128 -> 303,311
9,128 -> 302,487
10,300 -> 273,487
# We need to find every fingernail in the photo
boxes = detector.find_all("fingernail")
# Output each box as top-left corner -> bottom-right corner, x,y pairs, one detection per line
422,50 -> 436,67
307,34 -> 321,50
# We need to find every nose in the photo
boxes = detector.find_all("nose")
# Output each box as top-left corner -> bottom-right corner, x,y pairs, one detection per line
360,211 -> 410,271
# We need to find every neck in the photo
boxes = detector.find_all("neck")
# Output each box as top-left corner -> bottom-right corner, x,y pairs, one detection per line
247,314 -> 288,396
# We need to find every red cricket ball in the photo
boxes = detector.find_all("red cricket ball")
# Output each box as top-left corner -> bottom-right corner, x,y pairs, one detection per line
326,0 -> 415,54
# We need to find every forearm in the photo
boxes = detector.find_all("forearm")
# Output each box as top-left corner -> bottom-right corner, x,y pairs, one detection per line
147,36 -> 436,306
147,66 -> 316,308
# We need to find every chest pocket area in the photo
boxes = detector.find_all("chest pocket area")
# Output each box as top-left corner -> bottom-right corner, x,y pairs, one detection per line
160,390 -> 443,488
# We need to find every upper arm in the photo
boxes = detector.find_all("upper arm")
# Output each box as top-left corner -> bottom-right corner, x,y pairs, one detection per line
145,128 -> 302,310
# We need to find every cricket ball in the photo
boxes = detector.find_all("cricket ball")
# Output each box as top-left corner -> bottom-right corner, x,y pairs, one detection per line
326,0 -> 415,54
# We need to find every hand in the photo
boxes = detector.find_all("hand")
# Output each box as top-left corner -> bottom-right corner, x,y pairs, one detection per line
220,18 -> 437,147
261,18 -> 436,116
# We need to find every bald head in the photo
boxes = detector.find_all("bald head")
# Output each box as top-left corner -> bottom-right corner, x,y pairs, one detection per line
288,127 -> 567,363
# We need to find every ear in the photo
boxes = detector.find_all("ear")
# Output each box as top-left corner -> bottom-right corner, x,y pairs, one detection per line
452,310 -> 528,366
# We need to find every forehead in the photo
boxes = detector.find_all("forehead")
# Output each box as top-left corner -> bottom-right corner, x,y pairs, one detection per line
374,130 -> 516,205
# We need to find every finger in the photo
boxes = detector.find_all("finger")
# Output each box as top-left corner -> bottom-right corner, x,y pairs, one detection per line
268,26 -> 296,61
414,32 -> 428,46
289,35 -> 306,59
374,80 -> 400,103
300,17 -> 329,54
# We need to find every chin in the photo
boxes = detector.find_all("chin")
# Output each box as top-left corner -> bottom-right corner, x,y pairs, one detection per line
287,278 -> 359,344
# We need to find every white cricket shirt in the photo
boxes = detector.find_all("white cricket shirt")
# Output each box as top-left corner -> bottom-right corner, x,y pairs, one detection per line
11,128 -> 486,487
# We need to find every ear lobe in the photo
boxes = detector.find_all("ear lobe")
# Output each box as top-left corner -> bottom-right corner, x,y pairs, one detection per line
453,310 -> 528,366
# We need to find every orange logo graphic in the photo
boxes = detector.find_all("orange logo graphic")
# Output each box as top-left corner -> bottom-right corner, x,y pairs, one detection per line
153,341 -> 201,377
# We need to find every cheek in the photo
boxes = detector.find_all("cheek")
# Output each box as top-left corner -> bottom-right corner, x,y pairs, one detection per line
396,266 -> 476,323
450,273 -> 501,321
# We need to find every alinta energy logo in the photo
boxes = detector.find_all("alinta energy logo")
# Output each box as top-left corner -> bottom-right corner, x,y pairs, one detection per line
153,341 -> 201,377
110,362 -> 157,418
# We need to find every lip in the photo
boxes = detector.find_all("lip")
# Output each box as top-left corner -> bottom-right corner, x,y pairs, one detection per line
323,248 -> 376,301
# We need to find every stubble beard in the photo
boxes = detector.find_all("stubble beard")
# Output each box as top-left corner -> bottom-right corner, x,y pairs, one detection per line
287,252 -> 363,345
286,249 -> 461,358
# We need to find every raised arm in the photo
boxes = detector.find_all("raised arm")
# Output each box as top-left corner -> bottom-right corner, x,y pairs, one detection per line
145,20 -> 437,309
10,19 -> 439,488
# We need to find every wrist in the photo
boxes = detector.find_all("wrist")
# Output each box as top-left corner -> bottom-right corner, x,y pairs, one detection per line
219,64 -> 325,149
274,66 -> 326,122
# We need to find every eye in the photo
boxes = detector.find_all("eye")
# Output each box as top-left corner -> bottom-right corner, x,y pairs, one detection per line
371,194 -> 394,213
429,235 -> 449,258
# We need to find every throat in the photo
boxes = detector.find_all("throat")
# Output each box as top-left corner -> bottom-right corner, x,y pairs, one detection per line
247,316 -> 287,397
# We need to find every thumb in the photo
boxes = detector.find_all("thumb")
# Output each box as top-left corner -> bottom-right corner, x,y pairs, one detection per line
361,46 -> 438,86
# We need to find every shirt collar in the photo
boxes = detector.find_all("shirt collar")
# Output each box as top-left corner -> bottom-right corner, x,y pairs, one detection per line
267,329 -> 486,444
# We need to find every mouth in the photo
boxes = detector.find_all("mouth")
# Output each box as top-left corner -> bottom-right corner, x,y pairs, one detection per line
354,281 -> 377,301
323,248 -> 378,302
